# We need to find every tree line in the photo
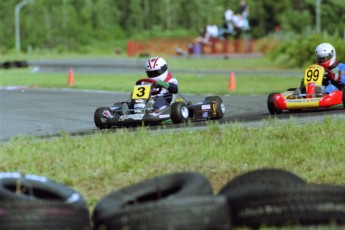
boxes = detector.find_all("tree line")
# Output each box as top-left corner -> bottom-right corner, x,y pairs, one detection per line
0,0 -> 344,53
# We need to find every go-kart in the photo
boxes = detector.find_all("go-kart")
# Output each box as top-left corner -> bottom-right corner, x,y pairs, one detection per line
267,64 -> 344,114
94,78 -> 225,129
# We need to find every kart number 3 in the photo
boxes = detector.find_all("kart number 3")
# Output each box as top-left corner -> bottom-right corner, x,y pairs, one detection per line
132,85 -> 151,99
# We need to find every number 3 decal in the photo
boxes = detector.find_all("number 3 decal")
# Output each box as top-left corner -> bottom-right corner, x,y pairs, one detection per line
132,85 -> 151,99
136,87 -> 146,97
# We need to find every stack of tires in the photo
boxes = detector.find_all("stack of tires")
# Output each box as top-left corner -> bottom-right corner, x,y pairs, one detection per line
0,172 -> 91,230
92,171 -> 231,230
218,168 -> 345,229
0,60 -> 28,69
92,169 -> 345,230
0,170 -> 344,229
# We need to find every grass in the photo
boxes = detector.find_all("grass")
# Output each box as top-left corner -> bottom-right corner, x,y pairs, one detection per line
0,69 -> 301,95
1,56 -> 343,229
1,118 -> 344,209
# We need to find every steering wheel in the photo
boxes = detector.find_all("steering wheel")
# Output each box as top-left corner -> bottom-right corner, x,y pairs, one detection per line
135,78 -> 162,95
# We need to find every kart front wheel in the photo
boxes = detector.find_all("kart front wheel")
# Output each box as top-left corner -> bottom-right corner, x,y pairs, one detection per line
170,102 -> 189,124
94,107 -> 112,129
267,93 -> 282,115
205,96 -> 225,120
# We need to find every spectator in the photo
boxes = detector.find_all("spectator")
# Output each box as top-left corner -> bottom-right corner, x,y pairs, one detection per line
239,0 -> 250,30
194,26 -> 211,46
218,9 -> 236,39
239,0 -> 248,18
232,13 -> 245,38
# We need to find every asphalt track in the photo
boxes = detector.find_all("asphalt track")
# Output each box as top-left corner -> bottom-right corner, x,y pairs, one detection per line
0,87 -> 269,141
1,58 -> 344,141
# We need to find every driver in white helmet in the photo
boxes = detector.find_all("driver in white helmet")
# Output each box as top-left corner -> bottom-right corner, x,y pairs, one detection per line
315,43 -> 345,93
295,43 -> 345,95
144,56 -> 178,109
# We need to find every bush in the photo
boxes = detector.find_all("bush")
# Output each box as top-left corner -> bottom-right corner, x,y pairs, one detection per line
267,33 -> 345,68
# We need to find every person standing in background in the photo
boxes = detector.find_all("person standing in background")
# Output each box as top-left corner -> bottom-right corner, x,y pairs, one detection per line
239,0 -> 250,30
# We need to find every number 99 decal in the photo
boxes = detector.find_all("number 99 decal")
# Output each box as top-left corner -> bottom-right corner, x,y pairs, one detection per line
304,65 -> 324,86
306,69 -> 319,82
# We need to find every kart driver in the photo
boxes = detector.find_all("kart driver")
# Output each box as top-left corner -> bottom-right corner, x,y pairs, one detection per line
144,56 -> 178,109
295,43 -> 345,95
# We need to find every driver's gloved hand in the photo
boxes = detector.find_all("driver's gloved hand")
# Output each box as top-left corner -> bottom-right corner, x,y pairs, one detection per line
325,68 -> 340,82
156,79 -> 169,89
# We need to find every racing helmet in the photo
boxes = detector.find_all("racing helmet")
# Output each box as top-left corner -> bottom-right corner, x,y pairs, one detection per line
315,43 -> 337,68
145,57 -> 168,81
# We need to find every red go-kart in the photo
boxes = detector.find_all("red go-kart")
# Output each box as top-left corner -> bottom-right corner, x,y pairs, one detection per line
267,65 -> 345,114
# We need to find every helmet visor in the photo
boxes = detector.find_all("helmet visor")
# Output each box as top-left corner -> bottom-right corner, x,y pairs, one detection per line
146,64 -> 168,78
317,54 -> 333,64
146,69 -> 163,78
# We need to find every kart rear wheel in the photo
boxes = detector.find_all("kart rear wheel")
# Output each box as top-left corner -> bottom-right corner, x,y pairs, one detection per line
205,96 -> 225,120
267,93 -> 282,115
170,102 -> 189,124
94,107 -> 112,129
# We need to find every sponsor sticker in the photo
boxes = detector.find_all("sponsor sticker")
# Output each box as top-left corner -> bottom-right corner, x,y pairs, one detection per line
102,110 -> 114,119
119,114 -> 144,121
159,114 -> 170,119
132,114 -> 145,120
285,98 -> 321,103
202,104 -> 211,110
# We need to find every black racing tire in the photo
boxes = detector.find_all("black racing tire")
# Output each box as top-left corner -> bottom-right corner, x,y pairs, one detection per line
93,196 -> 231,230
342,88 -> 345,108
205,96 -> 225,120
3,61 -> 15,69
221,184 -> 345,228
170,102 -> 189,124
267,92 -> 282,115
0,201 -> 91,230
219,168 -> 307,228
0,172 -> 87,206
0,172 -> 91,229
219,168 -> 306,194
93,171 -> 214,228
15,60 -> 28,68
94,107 -> 111,129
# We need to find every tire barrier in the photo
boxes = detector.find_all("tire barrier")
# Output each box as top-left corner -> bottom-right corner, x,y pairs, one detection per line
0,169 -> 343,229
92,171 -> 232,230
0,201 -> 91,230
93,196 -> 231,230
219,168 -> 345,229
0,172 -> 91,230
1,60 -> 28,69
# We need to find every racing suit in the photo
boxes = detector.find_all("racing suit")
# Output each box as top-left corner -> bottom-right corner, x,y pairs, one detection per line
297,62 -> 345,94
322,62 -> 345,93
151,71 -> 178,109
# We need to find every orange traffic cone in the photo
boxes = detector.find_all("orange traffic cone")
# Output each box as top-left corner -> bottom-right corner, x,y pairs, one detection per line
228,71 -> 236,90
68,68 -> 74,87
